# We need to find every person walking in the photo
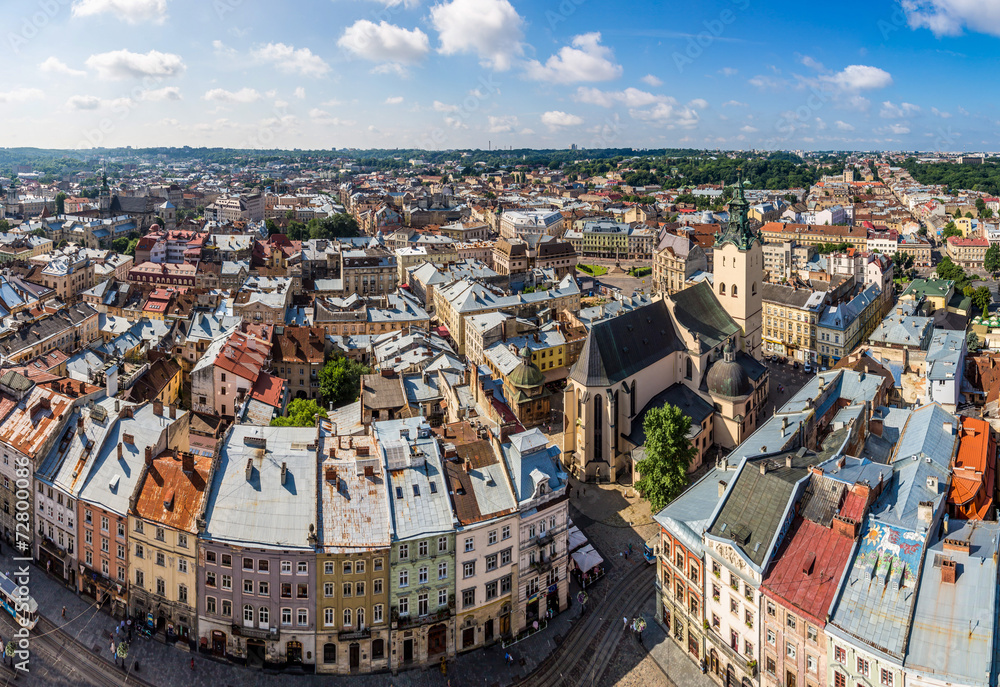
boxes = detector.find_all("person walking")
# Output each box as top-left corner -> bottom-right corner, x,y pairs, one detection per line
623,616 -> 628,629
190,657 -> 195,671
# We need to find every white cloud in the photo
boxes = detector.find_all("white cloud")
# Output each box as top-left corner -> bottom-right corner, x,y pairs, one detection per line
931,107 -> 952,118
252,43 -> 330,77
443,116 -> 468,129
385,96 -> 404,104
65,94 -> 134,110
630,100 -> 701,128
719,67 -> 738,76
0,88 -> 46,104
203,88 -> 261,103
749,75 -> 784,90
880,101 -> 921,118
876,123 -> 911,135
574,87 -> 703,128
319,99 -> 341,107
308,109 -> 355,126
213,40 -> 238,59
821,65 -> 893,90
524,33 -> 622,84
39,57 -> 86,77
72,0 -> 167,24
430,0 -> 524,70
575,86 -> 665,108
688,98 -> 709,110
294,87 -> 306,99
85,49 -> 185,79
338,20 -> 430,70
722,100 -> 747,107
140,86 -> 181,101
433,101 -> 459,112
274,100 -> 289,108
835,120 -> 856,131
541,111 -> 583,129
740,125 -> 757,133
957,105 -> 969,116
488,115 -> 518,132
798,55 -> 824,71
640,74 -> 662,87
901,0 -> 1000,37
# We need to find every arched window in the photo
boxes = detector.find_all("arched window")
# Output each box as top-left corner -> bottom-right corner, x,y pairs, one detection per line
343,608 -> 352,626
357,607 -> 365,628
751,282 -> 756,295
259,606 -> 269,626
722,256 -> 726,267
719,283 -> 726,296
686,357 -> 693,380
243,604 -> 254,624
732,285 -> 738,297
593,394 -> 603,463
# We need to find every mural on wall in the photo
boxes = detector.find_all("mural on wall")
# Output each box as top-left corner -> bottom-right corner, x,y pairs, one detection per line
857,521 -> 923,588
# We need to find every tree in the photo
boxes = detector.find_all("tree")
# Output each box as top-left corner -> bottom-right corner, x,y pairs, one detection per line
942,222 -> 962,239
967,331 -> 981,353
112,237 -> 129,254
55,192 -> 67,215
972,285 -> 993,314
319,356 -> 371,408
270,398 -> 328,427
634,404 -> 697,511
984,243 -> 1000,275
265,218 -> 279,236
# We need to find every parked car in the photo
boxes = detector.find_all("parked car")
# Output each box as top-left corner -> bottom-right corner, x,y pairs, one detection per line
792,360 -> 799,370
804,362 -> 813,373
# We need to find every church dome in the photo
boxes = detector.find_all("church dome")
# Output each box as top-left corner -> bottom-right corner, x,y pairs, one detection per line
706,341 -> 752,399
508,346 -> 545,389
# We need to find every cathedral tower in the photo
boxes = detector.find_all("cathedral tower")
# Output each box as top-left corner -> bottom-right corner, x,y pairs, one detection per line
713,171 -> 763,360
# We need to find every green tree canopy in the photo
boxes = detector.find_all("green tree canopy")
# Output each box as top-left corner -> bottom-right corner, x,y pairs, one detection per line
984,243 -> 1000,274
942,223 -> 963,239
270,398 -> 328,427
967,331 -> 981,353
320,356 -> 371,408
55,192 -> 67,215
634,404 -> 697,511
972,285 -> 993,314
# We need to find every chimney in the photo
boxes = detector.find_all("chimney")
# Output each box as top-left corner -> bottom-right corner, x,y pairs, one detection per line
325,467 -> 337,483
77,415 -> 84,429
718,480 -> 727,498
869,416 -> 883,438
115,399 -> 120,413
943,421 -> 954,435
123,433 -> 134,445
281,462 -> 288,485
153,400 -> 163,416
245,458 -> 254,481
785,455 -> 793,468
169,404 -> 177,419
117,443 -> 123,460
940,557 -> 956,584
943,538 -> 971,554
759,463 -> 768,475
917,500 -> 934,525
144,445 -> 153,466
182,451 -> 194,474
926,475 -> 939,493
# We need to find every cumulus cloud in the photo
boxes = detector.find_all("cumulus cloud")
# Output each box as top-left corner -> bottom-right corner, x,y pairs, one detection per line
338,20 -> 430,71
39,57 -> 86,77
722,100 -> 747,107
0,88 -> 46,103
574,87 -> 703,128
835,120 -> 855,131
203,88 -> 261,103
488,115 -> 518,132
430,0 -> 525,70
85,49 -> 185,79
252,43 -> 330,77
140,86 -> 181,101
65,94 -> 134,110
309,109 -> 356,126
541,111 -> 583,129
821,65 -> 893,91
524,33 -> 622,84
931,107 -> 952,118
880,101 -> 921,118
433,101 -> 458,112
740,125 -> 758,133
640,74 -> 662,87
294,87 -> 306,99
876,123 -> 911,135
72,0 -> 167,23
901,0 -> 1000,37
385,96 -> 404,104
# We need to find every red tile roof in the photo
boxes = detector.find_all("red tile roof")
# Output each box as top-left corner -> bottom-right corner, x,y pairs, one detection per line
250,372 -> 285,408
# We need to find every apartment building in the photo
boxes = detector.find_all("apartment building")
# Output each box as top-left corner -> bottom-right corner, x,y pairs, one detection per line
652,232 -> 709,295
761,284 -> 827,363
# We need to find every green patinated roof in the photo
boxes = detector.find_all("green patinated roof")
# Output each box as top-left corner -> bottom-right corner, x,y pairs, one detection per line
669,281 -> 741,354
899,278 -> 954,300
508,358 -> 546,389
715,171 -> 762,251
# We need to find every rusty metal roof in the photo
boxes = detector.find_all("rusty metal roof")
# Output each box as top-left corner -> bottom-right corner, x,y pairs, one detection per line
317,427 -> 390,553
0,385 -> 73,459
134,450 -> 212,533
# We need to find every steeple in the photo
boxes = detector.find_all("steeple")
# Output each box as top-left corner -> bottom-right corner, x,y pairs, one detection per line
715,169 -> 760,251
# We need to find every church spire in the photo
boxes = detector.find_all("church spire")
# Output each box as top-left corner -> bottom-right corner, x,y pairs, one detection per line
715,168 -> 760,251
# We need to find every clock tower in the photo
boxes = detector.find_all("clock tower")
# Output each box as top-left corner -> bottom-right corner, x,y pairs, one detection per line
713,171 -> 763,360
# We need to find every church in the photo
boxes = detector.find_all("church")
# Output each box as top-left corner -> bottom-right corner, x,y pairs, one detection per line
562,175 -> 769,482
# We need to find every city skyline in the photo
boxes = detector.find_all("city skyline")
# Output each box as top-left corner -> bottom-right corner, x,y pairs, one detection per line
2,0 -> 998,151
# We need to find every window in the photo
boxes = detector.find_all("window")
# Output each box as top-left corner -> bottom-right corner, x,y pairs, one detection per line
834,672 -> 846,687
834,646 -> 846,664
438,561 -> 448,580
222,600 -> 231,617
462,589 -> 475,608
398,596 -> 409,616
221,575 -> 232,591
355,582 -> 365,597
297,609 -> 307,626
343,608 -> 352,626
463,561 -> 475,578
101,516 -> 108,531
155,527 -> 165,542
297,561 -> 308,575
418,566 -> 428,584
374,558 -> 383,572
418,593 -> 428,616
222,554 -> 232,568
281,583 -> 292,598
373,578 -> 382,595
786,614 -> 797,631
258,560 -> 268,573
324,583 -> 334,598
766,629 -> 775,646
343,561 -> 352,575
766,657 -> 775,676
257,606 -> 268,626
134,520 -> 144,534
501,525 -> 510,540
206,572 -> 217,588
177,533 -> 188,549
243,557 -> 254,571
155,552 -> 165,567
486,554 -> 497,572
324,608 -> 334,627
259,581 -> 268,596
399,570 -> 408,587
135,570 -> 144,588
356,560 -> 365,574
206,551 -> 217,564
488,530 -> 497,546
398,544 -> 409,561
744,585 -> 754,602
280,560 -> 291,574
486,581 -> 498,600
500,549 -> 511,566
857,657 -> 869,677
373,604 -> 383,624
297,584 -> 308,599
807,624 -> 817,642
206,596 -> 216,614
745,610 -> 753,628
730,598 -> 739,615
807,655 -> 817,673
135,544 -> 144,559
500,575 -> 511,595
786,643 -> 796,659
880,668 -> 893,686
178,559 -> 188,574
243,605 -> 254,624
744,640 -> 753,657
243,579 -> 254,594
356,607 -> 365,628
324,642 -> 336,662
464,537 -> 474,552
281,608 -> 292,626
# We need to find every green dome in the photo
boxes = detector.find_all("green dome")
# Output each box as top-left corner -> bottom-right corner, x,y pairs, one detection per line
508,348 -> 545,388
706,358 -> 752,398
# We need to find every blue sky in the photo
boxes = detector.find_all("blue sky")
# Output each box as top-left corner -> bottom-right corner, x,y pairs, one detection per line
2,0 -> 998,151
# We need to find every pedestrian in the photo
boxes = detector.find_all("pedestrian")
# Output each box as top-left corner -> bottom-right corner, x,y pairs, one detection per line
191,657 -> 195,671
623,616 -> 628,629
61,606 -> 66,619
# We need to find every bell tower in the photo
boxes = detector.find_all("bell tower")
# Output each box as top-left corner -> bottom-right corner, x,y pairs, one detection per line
713,170 -> 763,360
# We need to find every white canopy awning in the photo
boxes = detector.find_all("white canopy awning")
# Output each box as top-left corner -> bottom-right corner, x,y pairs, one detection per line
571,544 -> 604,572
568,524 -> 587,552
